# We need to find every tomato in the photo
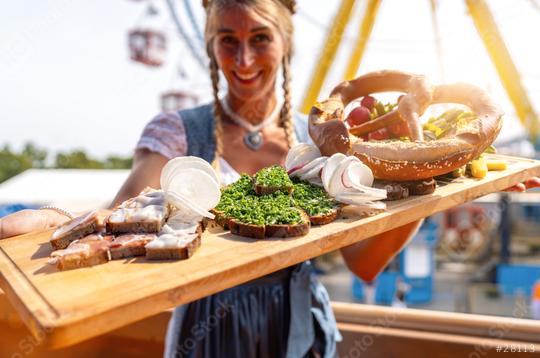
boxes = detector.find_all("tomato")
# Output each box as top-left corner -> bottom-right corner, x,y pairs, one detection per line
361,95 -> 376,111
346,106 -> 371,127
368,128 -> 389,140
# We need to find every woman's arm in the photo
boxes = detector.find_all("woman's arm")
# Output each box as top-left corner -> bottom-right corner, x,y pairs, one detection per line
340,220 -> 422,282
0,149 -> 169,240
109,149 -> 169,208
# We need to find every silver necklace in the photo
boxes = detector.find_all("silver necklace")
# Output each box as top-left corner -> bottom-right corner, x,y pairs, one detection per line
220,97 -> 281,151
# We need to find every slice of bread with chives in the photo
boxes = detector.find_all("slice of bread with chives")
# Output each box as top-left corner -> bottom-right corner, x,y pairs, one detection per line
229,208 -> 310,239
291,178 -> 340,225
253,166 -> 294,195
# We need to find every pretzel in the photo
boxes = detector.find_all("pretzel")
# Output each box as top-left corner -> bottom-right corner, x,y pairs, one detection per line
308,70 -> 503,181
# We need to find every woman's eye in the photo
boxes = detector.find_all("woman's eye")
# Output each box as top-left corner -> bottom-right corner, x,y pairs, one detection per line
252,34 -> 271,44
221,36 -> 237,46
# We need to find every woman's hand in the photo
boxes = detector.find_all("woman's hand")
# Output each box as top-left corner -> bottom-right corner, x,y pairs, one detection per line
0,209 -> 71,240
504,177 -> 540,192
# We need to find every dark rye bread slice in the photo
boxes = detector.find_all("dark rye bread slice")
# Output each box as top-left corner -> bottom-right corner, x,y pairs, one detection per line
50,211 -> 100,250
109,234 -> 157,260
57,249 -> 110,271
52,234 -> 112,270
404,178 -> 437,195
308,206 -> 341,226
373,178 -> 436,201
106,189 -> 169,234
229,210 -> 310,239
145,235 -> 202,260
210,209 -> 231,230
106,220 -> 166,235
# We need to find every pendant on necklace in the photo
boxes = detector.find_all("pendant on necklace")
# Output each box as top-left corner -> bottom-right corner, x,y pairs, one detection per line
244,131 -> 263,151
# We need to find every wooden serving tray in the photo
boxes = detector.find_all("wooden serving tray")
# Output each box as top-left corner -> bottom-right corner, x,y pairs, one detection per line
1,154 -> 539,348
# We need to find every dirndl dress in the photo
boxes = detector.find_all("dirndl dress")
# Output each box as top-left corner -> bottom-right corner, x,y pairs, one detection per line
136,103 -> 342,358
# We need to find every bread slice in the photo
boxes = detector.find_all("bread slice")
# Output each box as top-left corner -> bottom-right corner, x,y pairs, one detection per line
50,234 -> 112,270
106,188 -> 169,234
308,206 -> 341,225
106,220 -> 166,235
210,209 -> 231,230
265,210 -> 310,238
252,166 -> 294,196
229,210 -> 310,239
403,178 -> 436,195
50,211 -> 100,250
373,178 -> 436,200
229,219 -> 266,239
145,235 -> 201,260
109,234 -> 157,260
145,221 -> 203,260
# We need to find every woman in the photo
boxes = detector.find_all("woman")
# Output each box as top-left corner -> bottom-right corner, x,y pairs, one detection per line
1,0 -> 539,357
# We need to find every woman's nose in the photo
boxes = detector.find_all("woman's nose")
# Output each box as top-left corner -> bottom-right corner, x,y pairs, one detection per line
235,43 -> 255,68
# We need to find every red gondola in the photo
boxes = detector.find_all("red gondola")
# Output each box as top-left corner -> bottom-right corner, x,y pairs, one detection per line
128,29 -> 166,67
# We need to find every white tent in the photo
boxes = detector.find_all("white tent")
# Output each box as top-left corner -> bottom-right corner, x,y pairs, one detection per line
0,169 -> 130,212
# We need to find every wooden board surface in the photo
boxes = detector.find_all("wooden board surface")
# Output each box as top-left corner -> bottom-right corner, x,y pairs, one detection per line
1,154 -> 539,348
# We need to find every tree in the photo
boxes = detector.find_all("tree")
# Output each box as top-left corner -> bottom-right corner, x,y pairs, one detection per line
0,144 -> 34,183
0,142 -> 133,184
54,150 -> 105,169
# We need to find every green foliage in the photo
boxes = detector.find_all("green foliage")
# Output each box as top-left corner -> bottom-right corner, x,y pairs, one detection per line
0,142 -> 133,184
55,150 -> 105,169
0,144 -> 33,183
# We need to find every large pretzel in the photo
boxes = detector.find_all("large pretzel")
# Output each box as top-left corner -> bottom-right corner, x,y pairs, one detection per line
308,70 -> 503,181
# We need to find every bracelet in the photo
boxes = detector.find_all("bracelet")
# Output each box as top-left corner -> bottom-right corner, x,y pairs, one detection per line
39,206 -> 75,220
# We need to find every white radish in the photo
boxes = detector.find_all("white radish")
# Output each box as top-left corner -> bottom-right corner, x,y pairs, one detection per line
328,156 -> 359,196
321,153 -> 346,192
161,156 -> 219,191
285,144 -> 321,175
343,162 -> 374,188
307,177 -> 324,187
335,193 -> 387,210
294,156 -> 327,178
165,191 -> 215,219
300,158 -> 327,181
285,144 -> 320,170
166,168 -> 220,210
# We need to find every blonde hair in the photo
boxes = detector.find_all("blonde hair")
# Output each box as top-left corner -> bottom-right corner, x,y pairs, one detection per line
204,0 -> 296,167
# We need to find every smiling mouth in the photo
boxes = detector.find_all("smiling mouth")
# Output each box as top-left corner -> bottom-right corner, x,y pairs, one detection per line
233,71 -> 262,84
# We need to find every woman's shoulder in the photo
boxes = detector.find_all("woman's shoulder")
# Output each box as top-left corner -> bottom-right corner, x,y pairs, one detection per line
135,103 -> 213,159
178,102 -> 215,134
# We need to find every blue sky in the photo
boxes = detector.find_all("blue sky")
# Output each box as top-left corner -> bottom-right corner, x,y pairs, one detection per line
1,0 -> 539,158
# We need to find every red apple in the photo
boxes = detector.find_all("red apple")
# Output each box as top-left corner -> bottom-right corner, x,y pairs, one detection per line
361,95 -> 377,111
346,106 -> 371,127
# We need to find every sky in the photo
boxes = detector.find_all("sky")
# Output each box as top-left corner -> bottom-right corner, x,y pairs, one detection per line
1,0 -> 540,159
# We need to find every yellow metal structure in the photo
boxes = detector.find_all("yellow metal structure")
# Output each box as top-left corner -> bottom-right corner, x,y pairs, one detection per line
300,0 -> 357,114
430,0 -> 445,81
343,0 -> 382,80
466,0 -> 539,140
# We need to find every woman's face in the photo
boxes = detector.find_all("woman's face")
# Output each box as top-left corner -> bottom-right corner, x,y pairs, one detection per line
212,6 -> 286,103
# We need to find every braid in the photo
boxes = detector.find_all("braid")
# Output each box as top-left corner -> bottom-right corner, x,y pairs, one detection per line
209,55 -> 224,176
280,55 -> 296,148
